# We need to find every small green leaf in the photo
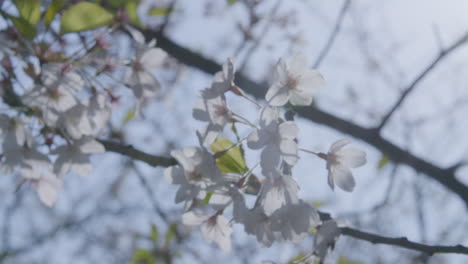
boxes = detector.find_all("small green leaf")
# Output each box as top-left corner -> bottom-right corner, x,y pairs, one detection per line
227,0 -> 237,6
210,137 -> 248,174
125,0 -> 143,28
9,15 -> 36,40
13,0 -> 41,25
150,224 -> 158,243
312,201 -> 325,208
164,223 -> 177,247
60,2 -> 114,34
288,253 -> 305,264
202,192 -> 214,205
123,110 -> 135,123
132,249 -> 156,264
377,155 -> 390,169
337,257 -> 362,264
148,8 -> 171,16
44,0 -> 65,27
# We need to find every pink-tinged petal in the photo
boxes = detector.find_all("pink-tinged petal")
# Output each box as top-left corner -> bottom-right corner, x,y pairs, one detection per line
288,53 -> 308,74
72,162 -> 93,177
337,147 -> 366,168
330,164 -> 355,192
259,106 -> 279,126
265,83 -> 289,106
37,175 -> 63,207
289,90 -> 312,106
170,149 -> 195,172
297,70 -> 325,94
279,121 -> 298,139
274,58 -> 289,82
329,139 -> 350,153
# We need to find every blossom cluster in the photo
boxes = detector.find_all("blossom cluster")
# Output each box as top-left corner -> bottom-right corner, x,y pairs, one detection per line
0,28 -> 167,206
165,55 -> 367,257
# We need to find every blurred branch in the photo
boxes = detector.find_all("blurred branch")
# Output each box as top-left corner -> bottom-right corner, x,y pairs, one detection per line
138,29 -> 468,206
340,227 -> 468,255
98,139 -> 177,168
313,0 -> 351,68
376,31 -> 468,130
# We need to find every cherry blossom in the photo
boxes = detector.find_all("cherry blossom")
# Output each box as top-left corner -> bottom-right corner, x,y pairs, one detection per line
193,95 -> 232,145
321,139 -> 367,192
22,63 -> 83,126
202,58 -> 237,99
265,54 -> 325,106
182,210 -> 233,252
258,170 -> 299,216
51,137 -> 105,177
248,107 -> 299,172
164,147 -> 223,203
29,172 -> 63,207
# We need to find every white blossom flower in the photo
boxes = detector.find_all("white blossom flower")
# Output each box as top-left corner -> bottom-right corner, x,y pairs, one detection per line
182,210 -> 233,252
232,191 -> 275,247
128,37 -> 167,100
265,54 -> 325,106
258,170 -> 299,216
51,137 -> 105,177
202,58 -> 237,99
248,107 -> 299,171
322,139 -> 366,192
193,95 -> 232,145
270,200 -> 320,243
22,63 -> 83,126
164,147 -> 222,203
313,220 -> 341,262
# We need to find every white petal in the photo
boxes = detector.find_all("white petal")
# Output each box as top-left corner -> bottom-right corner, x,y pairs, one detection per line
79,139 -> 105,153
329,139 -> 350,153
289,90 -> 312,106
288,53 -> 308,74
279,121 -> 298,139
330,164 -> 355,192
37,175 -> 63,207
182,211 -> 209,226
265,83 -> 289,106
247,129 -> 268,149
280,139 -> 298,166
164,166 -> 187,185
297,70 -> 325,94
201,215 -> 232,252
140,48 -> 166,69
337,147 -> 366,168
72,162 -> 93,177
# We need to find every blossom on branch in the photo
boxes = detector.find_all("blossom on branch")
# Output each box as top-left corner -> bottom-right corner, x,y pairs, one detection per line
265,54 -> 325,106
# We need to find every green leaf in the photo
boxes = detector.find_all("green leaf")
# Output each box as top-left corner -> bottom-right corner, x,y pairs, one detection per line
202,192 -> 214,205
125,0 -> 143,28
123,110 -> 135,123
337,257 -> 362,264
288,253 -> 305,264
44,0 -> 65,27
227,0 -> 237,6
377,155 -> 390,169
9,15 -> 36,40
150,224 -> 158,243
132,249 -> 156,264
210,137 -> 248,174
164,223 -> 177,247
13,0 -> 41,25
60,2 -> 114,34
148,8 -> 171,16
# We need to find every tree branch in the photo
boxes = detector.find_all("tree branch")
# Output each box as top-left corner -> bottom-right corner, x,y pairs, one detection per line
139,30 -> 468,206
340,227 -> 468,255
313,0 -> 351,68
376,31 -> 468,130
98,139 -> 177,167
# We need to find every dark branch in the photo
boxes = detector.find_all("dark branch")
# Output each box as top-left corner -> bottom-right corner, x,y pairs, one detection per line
98,139 -> 177,167
341,227 -> 468,255
313,0 -> 351,68
140,30 -> 468,206
376,31 -> 468,130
